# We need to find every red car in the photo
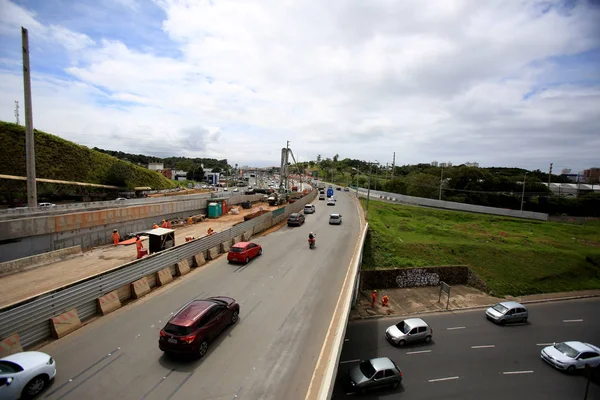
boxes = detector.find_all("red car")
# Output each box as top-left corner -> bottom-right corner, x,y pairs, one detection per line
159,296 -> 239,358
227,241 -> 262,264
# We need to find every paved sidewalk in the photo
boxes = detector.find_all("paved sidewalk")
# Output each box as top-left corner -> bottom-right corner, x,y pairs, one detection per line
0,202 -> 280,308
350,285 -> 600,319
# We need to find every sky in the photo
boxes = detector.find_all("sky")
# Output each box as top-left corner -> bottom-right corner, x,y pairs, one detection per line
0,0 -> 599,171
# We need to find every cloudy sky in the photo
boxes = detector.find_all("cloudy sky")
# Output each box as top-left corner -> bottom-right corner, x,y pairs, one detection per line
0,0 -> 599,171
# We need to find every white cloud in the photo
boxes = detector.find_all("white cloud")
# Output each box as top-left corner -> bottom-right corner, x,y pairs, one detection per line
0,0 -> 599,170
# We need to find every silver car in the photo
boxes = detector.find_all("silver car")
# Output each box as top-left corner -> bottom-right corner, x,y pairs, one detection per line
304,204 -> 316,214
348,357 -> 402,393
329,214 -> 342,225
541,341 -> 600,373
385,318 -> 433,346
485,301 -> 528,325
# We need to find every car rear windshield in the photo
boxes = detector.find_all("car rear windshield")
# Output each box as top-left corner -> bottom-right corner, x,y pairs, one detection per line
359,360 -> 377,378
330,215 -> 339,219
492,304 -> 508,314
555,343 -> 578,358
164,323 -> 192,336
230,247 -> 244,253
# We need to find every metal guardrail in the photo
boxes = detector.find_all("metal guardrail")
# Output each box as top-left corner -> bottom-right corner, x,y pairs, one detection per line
0,190 -> 317,348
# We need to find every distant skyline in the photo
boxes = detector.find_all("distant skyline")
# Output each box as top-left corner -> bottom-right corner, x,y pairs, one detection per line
1,0 -> 599,172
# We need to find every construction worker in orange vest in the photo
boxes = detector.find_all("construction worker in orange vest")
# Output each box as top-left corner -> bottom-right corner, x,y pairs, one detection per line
207,227 -> 214,236
371,290 -> 378,308
111,229 -> 120,246
135,235 -> 144,259
152,223 -> 159,229
161,219 -> 168,228
381,295 -> 390,307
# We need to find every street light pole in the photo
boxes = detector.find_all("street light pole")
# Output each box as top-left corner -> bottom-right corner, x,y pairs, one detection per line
520,172 -> 528,212
366,160 -> 379,219
352,167 -> 360,197
439,165 -> 444,201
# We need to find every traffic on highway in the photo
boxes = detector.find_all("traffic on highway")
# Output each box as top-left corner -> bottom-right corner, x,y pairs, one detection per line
332,297 -> 600,399
0,180 -> 361,400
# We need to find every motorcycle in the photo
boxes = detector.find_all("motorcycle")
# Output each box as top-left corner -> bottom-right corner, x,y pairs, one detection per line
308,237 -> 316,249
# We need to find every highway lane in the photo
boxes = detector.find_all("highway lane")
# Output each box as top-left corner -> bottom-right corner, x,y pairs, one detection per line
39,192 -> 361,400
332,298 -> 600,400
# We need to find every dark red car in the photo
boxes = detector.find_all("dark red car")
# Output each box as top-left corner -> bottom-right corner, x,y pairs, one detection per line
159,296 -> 239,358
227,241 -> 262,264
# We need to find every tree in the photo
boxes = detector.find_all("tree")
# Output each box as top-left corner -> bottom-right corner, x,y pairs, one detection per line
186,165 -> 205,182
333,154 -> 339,163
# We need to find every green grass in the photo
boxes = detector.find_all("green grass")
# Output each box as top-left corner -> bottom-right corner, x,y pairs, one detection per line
0,121 -> 176,190
361,199 -> 600,296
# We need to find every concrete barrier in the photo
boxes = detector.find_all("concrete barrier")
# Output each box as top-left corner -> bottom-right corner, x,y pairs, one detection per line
176,259 -> 191,276
233,235 -> 242,244
207,246 -> 220,260
0,333 -> 23,357
0,246 -> 82,277
220,240 -> 231,253
193,252 -> 206,267
157,267 -> 173,286
132,277 -> 151,298
242,230 -> 252,241
50,309 -> 83,339
97,290 -> 122,315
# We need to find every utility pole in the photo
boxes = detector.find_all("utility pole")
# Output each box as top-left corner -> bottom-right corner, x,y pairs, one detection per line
520,172 -> 528,212
22,27 -> 37,208
285,141 -> 290,190
391,152 -> 395,179
439,165 -> 444,201
14,101 -> 20,125
548,163 -> 553,187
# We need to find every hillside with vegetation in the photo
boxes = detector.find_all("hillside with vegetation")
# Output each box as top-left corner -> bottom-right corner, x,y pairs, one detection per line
361,199 -> 600,296
0,121 -> 176,190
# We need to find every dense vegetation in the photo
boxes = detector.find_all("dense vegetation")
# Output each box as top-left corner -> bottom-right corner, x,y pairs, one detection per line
298,155 -> 599,216
0,121 -> 176,195
361,199 -> 600,296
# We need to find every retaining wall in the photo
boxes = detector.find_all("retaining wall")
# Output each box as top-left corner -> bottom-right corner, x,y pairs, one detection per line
0,194 -> 264,263
0,246 -> 82,277
361,266 -> 488,291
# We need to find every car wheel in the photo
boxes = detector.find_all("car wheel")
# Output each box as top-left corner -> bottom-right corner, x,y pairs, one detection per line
425,335 -> 432,343
499,319 -> 506,326
392,381 -> 400,389
198,341 -> 209,358
522,317 -> 528,323
245,257 -> 250,264
231,309 -> 239,324
567,365 -> 576,374
22,375 -> 48,399
397,339 -> 406,347
258,248 -> 262,256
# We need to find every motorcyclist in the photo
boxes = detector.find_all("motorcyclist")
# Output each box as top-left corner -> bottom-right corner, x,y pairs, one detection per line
308,232 -> 315,240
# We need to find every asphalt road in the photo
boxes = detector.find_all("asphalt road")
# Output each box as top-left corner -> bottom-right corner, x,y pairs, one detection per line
332,298 -> 600,400
39,191 -> 360,400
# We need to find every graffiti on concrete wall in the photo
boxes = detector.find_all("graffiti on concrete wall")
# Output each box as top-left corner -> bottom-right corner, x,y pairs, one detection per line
395,269 -> 440,288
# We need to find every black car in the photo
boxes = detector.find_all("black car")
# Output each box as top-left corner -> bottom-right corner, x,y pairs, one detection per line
287,213 -> 305,226
336,187 -> 341,191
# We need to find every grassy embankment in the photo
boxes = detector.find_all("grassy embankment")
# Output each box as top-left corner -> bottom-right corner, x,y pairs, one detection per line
361,198 -> 600,296
0,121 -> 176,190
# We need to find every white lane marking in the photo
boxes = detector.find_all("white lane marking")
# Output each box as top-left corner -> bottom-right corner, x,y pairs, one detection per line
406,350 -> 432,355
536,343 -> 553,346
429,376 -> 459,382
344,338 -> 350,342
503,370 -> 534,375
446,326 -> 466,330
563,319 -> 583,323
339,359 -> 361,364
471,345 -> 495,349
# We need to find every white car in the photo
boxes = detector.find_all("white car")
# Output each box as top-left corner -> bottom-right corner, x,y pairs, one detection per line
327,198 -> 336,206
0,351 -> 56,399
304,204 -> 316,214
233,188 -> 239,192
329,214 -> 342,225
541,341 -> 600,373
38,203 -> 55,208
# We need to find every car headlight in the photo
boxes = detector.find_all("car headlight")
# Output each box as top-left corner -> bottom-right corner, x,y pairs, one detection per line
47,357 -> 54,365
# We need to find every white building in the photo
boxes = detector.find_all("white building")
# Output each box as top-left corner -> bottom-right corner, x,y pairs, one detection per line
465,162 -> 480,168
148,162 -> 164,171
